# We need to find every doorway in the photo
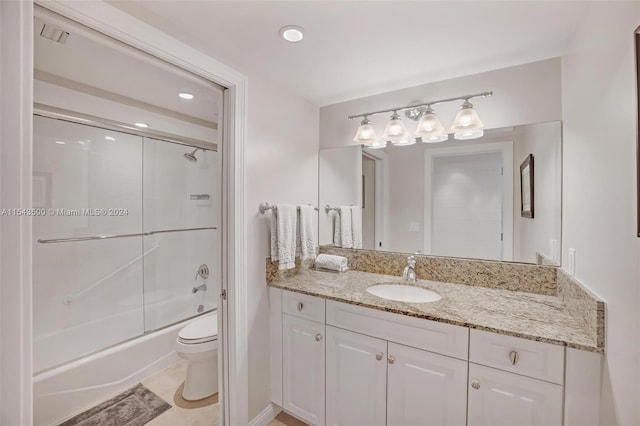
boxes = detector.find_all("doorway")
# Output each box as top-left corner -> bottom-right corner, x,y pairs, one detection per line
362,154 -> 376,250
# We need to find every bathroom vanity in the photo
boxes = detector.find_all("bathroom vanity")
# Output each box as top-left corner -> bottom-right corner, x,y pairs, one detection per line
267,250 -> 604,426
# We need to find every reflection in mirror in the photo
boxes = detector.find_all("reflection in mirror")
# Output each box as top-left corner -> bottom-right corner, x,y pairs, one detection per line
319,122 -> 561,265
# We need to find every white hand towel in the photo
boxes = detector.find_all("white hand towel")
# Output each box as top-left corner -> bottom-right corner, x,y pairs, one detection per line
339,206 -> 353,249
315,254 -> 348,272
333,212 -> 341,247
270,204 -> 297,270
351,205 -> 363,249
297,205 -> 317,260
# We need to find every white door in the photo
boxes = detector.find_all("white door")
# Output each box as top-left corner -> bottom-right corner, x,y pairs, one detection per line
431,152 -> 503,260
387,342 -> 468,426
282,314 -> 325,425
326,326 -> 387,426
467,363 -> 563,426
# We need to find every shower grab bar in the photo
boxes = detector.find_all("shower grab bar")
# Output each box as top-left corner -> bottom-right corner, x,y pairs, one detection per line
63,245 -> 159,305
37,226 -> 216,244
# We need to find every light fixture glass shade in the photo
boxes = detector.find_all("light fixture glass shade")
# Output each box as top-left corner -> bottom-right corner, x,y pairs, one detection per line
391,139 -> 416,146
454,129 -> 484,140
382,112 -> 409,142
451,100 -> 483,132
353,117 -> 378,145
421,134 -> 449,143
368,140 -> 387,149
414,107 -> 444,137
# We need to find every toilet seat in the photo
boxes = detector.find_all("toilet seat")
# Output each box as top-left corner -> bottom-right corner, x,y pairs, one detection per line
178,313 -> 218,344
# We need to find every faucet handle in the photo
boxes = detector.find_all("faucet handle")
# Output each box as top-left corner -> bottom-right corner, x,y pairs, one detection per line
407,255 -> 416,266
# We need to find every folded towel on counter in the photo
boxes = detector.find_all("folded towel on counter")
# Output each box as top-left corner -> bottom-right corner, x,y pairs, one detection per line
315,254 -> 348,273
350,205 -> 363,249
270,204 -> 297,270
297,205 -> 317,261
336,206 -> 354,248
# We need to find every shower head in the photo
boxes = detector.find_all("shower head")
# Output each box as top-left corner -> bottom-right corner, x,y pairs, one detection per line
184,148 -> 200,163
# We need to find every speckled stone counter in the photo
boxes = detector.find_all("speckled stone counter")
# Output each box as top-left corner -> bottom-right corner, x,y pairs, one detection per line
268,267 -> 604,353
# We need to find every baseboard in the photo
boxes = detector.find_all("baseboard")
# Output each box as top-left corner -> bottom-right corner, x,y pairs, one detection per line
249,403 -> 281,426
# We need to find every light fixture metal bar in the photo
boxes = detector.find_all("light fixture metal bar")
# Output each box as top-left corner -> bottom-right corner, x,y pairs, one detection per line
347,91 -> 493,120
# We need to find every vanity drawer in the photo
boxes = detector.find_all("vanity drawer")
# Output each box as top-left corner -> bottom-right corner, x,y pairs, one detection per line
326,300 -> 468,360
469,329 -> 564,384
282,290 -> 325,323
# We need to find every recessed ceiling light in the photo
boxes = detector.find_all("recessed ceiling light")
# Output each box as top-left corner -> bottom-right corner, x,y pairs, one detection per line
105,136 -> 116,141
55,141 -> 65,145
134,122 -> 149,128
179,92 -> 194,100
279,25 -> 304,43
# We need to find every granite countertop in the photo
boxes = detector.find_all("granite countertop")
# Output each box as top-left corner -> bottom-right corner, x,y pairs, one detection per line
268,268 -> 602,352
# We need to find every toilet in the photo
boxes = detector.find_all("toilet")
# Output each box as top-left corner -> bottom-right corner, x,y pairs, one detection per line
175,313 -> 218,401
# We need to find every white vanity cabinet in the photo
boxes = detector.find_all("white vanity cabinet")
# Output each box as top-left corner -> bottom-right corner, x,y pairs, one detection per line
325,326 -> 387,426
468,329 -> 564,426
281,291 -> 327,425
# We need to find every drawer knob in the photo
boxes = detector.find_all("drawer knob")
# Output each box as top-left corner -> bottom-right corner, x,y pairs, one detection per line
471,379 -> 480,390
297,302 -> 304,311
388,355 -> 395,364
376,353 -> 384,361
509,350 -> 520,365
315,334 -> 322,342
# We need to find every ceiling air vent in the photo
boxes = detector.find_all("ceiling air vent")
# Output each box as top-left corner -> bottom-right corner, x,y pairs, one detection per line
39,23 -> 69,44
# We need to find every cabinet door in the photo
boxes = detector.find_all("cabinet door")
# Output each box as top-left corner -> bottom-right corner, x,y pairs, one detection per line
468,363 -> 563,426
326,326 -> 387,426
387,342 -> 467,426
282,314 -> 325,425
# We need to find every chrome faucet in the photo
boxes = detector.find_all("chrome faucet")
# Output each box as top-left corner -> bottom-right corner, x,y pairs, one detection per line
402,256 -> 417,282
192,264 -> 209,293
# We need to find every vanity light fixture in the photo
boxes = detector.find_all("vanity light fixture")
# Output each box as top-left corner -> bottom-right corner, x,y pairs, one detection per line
382,111 -> 410,142
451,99 -> 484,140
349,91 -> 492,147
279,25 -> 304,43
134,122 -> 149,128
179,92 -> 194,100
353,116 -> 378,145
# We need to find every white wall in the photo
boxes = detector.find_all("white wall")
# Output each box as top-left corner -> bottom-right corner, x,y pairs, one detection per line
320,58 -> 562,149
245,75 -> 319,418
561,3 -> 640,425
513,122 -> 562,263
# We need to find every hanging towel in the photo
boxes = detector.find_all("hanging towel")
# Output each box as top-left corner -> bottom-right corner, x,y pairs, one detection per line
351,205 -> 363,249
333,211 -> 341,247
297,205 -> 317,260
315,254 -> 348,273
338,206 -> 353,249
270,204 -> 297,270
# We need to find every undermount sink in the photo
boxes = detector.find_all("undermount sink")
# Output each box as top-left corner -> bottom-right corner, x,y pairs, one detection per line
366,284 -> 442,303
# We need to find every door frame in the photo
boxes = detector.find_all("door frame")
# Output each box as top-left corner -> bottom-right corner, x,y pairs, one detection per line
0,1 -> 249,424
423,141 -> 514,260
362,149 -> 389,251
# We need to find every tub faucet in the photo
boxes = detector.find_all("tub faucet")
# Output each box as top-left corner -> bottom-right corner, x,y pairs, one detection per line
192,283 -> 207,293
402,256 -> 416,282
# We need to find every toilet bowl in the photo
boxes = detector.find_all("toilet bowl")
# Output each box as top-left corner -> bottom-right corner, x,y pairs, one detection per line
175,313 -> 218,401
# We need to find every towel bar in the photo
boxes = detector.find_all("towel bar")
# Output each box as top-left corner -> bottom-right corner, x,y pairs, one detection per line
259,202 -> 319,214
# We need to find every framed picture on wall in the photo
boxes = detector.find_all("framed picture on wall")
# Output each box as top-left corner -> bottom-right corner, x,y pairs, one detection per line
520,154 -> 534,218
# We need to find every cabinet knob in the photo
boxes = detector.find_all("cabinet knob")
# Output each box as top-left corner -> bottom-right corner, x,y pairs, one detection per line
297,302 -> 304,311
388,355 -> 395,364
315,334 -> 322,342
376,353 -> 383,361
509,350 -> 519,365
471,379 -> 480,390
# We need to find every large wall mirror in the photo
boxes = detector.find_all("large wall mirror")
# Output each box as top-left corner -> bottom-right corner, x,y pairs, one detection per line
319,121 -> 562,265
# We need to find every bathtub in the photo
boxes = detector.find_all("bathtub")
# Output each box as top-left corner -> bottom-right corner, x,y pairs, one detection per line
33,311 -> 215,426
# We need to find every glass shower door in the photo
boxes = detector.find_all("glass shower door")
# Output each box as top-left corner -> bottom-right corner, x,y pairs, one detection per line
142,138 -> 219,331
32,115 -> 144,372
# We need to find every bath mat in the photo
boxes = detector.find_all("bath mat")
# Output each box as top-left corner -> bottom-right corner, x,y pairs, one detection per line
58,383 -> 171,426
173,382 -> 218,409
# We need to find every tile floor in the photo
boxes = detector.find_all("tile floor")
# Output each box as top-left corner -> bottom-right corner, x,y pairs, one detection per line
142,361 -> 306,426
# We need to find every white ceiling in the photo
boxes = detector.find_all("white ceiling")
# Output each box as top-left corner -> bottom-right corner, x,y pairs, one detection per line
108,1 -> 590,106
